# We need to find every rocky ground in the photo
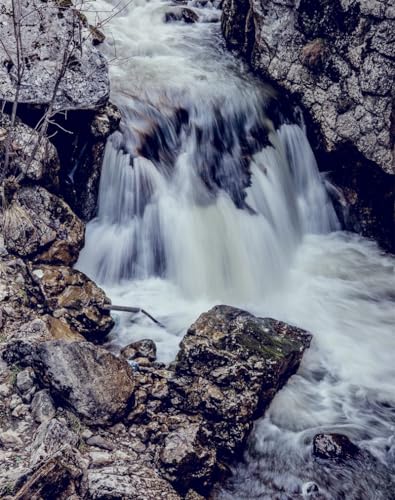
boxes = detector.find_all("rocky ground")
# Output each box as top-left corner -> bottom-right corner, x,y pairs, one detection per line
0,303 -> 313,498
222,0 -> 395,251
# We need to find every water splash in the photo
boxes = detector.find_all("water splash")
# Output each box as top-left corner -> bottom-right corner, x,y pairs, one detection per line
77,0 -> 395,497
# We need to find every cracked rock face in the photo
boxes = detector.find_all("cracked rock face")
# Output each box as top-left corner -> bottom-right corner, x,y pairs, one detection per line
0,0 -> 109,110
0,115 -> 60,188
31,264 -> 114,341
1,186 -> 84,265
222,0 -> 395,174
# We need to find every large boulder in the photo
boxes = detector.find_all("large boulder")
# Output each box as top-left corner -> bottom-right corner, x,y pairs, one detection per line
0,0 -> 109,110
31,264 -> 113,341
31,341 -> 135,425
156,305 -> 311,490
1,186 -> 84,265
173,305 -> 311,425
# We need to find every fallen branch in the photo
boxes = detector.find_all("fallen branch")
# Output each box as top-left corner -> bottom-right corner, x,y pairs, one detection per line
103,304 -> 165,328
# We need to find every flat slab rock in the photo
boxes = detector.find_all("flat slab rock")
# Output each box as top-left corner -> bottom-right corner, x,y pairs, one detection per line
0,0 -> 109,110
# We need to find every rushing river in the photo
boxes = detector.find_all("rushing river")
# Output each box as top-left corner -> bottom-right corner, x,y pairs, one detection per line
77,0 -> 395,497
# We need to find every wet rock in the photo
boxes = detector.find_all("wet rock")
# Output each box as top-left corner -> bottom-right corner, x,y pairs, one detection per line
313,433 -> 360,460
87,463 -> 181,499
0,115 -> 60,188
0,0 -> 109,110
31,390 -> 56,423
31,264 -> 114,341
164,7 -> 199,23
1,186 -> 84,265
30,418 -> 79,466
121,339 -> 157,362
172,306 -> 311,456
63,103 -> 122,221
221,0 -> 395,250
31,341 -> 135,425
90,103 -> 122,140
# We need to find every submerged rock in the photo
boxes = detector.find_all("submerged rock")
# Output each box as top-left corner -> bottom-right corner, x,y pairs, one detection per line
313,433 -> 360,460
164,7 -> 199,24
31,341 -> 135,425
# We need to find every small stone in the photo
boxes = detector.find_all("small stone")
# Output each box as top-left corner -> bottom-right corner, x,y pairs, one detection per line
0,430 -> 23,449
9,394 -> 23,411
121,339 -> 157,362
16,368 -> 35,394
86,435 -> 115,451
109,423 -> 126,435
82,428 -> 93,440
0,383 -> 12,397
313,433 -> 359,460
11,403 -> 29,418
130,440 -> 146,453
31,390 -> 56,423
89,451 -> 113,467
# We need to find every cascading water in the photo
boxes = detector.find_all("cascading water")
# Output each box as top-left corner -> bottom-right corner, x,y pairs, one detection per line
77,0 -> 395,497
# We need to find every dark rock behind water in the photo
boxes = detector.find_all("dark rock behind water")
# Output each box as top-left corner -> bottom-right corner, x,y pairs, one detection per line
222,0 -> 395,251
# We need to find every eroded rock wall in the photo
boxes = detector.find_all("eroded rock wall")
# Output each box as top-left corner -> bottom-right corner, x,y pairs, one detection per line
222,0 -> 395,250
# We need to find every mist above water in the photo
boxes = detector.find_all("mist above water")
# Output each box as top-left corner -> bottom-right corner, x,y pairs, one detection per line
77,0 -> 395,497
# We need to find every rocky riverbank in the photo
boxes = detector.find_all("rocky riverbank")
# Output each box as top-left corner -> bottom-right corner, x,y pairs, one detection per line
222,0 -> 395,251
0,302 -> 312,498
0,1 -> 316,498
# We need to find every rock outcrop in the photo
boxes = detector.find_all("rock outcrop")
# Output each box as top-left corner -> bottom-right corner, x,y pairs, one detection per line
0,0 -> 109,110
222,0 -> 395,250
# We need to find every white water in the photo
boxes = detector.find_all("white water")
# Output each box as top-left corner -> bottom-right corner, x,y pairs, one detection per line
77,0 -> 395,497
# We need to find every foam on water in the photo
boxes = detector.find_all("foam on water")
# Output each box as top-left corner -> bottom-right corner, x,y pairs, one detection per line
77,0 -> 395,497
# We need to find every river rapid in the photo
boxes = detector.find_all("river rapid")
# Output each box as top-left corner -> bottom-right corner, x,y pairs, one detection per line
77,0 -> 395,497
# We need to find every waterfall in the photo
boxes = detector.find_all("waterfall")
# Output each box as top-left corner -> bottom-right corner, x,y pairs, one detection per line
77,0 -> 395,497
